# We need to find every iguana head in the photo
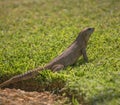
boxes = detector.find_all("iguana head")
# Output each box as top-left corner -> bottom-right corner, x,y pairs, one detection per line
80,27 -> 95,43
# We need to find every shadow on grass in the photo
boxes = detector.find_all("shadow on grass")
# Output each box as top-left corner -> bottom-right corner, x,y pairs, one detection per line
89,89 -> 120,105
89,73 -> 120,105
71,58 -> 95,67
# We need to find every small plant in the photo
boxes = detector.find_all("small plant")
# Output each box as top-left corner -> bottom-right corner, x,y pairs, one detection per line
72,96 -> 79,105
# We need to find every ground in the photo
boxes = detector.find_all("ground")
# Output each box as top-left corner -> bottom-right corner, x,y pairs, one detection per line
0,88 -> 71,105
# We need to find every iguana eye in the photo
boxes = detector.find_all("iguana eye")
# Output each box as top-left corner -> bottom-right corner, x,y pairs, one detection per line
88,28 -> 91,30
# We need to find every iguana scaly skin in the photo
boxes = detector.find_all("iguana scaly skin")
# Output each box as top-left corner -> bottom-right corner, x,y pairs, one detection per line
0,27 -> 95,88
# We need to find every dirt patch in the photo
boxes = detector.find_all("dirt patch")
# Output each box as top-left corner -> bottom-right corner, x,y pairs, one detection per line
0,78 -> 72,105
0,79 -> 86,105
0,88 -> 71,105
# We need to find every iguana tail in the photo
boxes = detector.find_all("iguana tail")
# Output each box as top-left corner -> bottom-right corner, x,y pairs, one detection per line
0,67 -> 45,88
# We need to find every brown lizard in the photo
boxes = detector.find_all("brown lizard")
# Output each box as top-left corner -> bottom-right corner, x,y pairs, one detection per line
0,27 -> 95,88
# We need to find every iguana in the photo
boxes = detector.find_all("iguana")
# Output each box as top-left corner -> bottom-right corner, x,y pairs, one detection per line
0,27 -> 95,88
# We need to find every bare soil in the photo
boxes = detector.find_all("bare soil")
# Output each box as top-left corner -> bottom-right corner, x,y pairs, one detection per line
0,88 -> 71,105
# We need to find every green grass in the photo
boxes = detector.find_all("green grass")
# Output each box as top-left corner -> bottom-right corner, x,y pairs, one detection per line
0,0 -> 120,105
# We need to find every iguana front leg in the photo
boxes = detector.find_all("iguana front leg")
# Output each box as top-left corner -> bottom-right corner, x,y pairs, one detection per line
82,48 -> 88,62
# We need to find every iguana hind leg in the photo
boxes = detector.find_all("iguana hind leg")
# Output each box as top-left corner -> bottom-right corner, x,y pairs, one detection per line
52,64 -> 64,72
